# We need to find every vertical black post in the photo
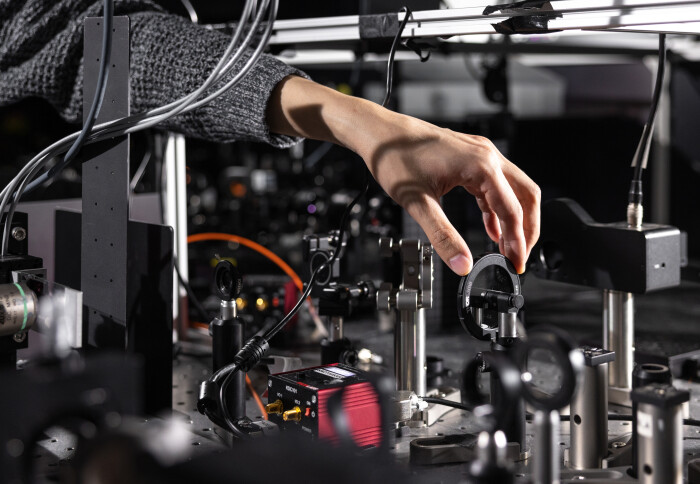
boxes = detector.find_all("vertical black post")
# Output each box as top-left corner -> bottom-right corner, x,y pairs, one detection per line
211,313 -> 246,419
79,17 -> 173,415
81,16 -> 130,345
491,341 -> 525,453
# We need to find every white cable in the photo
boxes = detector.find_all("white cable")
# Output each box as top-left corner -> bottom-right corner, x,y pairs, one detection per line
1,0 -> 279,253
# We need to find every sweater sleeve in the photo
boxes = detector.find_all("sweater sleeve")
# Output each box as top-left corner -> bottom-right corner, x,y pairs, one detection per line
0,0 -> 306,147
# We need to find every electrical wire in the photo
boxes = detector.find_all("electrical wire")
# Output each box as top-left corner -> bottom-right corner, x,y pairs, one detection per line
382,6 -> 412,108
186,232 -> 326,336
188,233 -> 304,290
174,261 -> 211,322
179,0 -> 199,24
629,33 -> 666,206
422,397 -> 471,412
204,178 -> 370,436
261,180 -> 368,343
130,150 -> 152,191
0,1 -> 113,253
61,0 -> 114,171
0,0 -> 272,252
206,4 -> 417,437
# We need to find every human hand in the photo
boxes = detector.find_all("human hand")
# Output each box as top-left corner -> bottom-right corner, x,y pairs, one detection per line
267,76 -> 540,274
358,112 -> 540,275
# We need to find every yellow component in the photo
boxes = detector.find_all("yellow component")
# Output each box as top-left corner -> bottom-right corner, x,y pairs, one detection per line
210,256 -> 237,268
255,297 -> 268,312
235,297 -> 247,311
282,406 -> 302,422
265,399 -> 284,415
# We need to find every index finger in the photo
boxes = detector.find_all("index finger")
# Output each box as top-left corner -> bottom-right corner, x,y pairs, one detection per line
476,170 -> 527,273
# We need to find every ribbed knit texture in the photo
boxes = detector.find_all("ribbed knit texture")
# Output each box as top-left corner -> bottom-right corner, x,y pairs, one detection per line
0,0 -> 306,147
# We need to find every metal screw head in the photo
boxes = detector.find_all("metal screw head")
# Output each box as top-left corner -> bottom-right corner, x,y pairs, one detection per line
13,332 -> 26,343
11,227 -> 26,241
612,441 -> 626,448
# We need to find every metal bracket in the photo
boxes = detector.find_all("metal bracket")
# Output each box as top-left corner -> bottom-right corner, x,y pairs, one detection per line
81,16 -> 130,343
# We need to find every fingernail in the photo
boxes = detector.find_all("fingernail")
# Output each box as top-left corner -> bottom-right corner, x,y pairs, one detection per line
449,254 -> 472,275
505,239 -> 525,272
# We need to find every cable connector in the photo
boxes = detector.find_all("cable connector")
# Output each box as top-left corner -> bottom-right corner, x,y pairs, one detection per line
197,380 -> 219,415
232,335 -> 270,373
628,179 -> 643,206
627,202 -> 643,229
627,179 -> 643,229
197,335 -> 269,415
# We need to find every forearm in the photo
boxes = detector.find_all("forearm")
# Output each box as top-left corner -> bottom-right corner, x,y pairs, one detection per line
0,0 -> 305,146
266,75 -> 410,161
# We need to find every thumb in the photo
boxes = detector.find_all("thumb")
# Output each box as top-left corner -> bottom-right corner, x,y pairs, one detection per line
405,197 -> 473,276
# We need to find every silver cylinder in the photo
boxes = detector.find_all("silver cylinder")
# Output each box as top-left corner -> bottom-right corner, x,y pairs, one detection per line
534,410 -> 560,484
394,308 -> 426,396
637,402 -> 683,484
0,282 -> 38,337
220,299 -> 237,320
570,364 -> 609,469
329,316 -> 343,341
498,312 -> 518,339
603,290 -> 634,389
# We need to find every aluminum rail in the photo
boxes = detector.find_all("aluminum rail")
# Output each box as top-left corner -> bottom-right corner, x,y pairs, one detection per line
268,0 -> 700,45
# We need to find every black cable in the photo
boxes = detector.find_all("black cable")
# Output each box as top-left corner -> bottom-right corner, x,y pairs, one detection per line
382,6 -> 412,108
219,375 -> 249,439
174,261 -> 211,323
629,34 -> 666,205
422,397 -> 471,412
23,0 -> 115,197
686,417 -> 700,427
262,174 -> 369,343
204,4 -> 414,437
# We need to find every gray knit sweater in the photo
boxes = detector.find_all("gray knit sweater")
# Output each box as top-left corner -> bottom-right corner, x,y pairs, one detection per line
0,0 -> 304,147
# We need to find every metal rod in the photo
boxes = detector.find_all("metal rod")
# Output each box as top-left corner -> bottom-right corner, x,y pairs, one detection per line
533,410 -> 560,484
395,308 -> 426,396
637,401 -> 684,484
570,363 -> 609,469
603,290 -> 634,391
269,1 -> 700,45
164,134 -> 189,339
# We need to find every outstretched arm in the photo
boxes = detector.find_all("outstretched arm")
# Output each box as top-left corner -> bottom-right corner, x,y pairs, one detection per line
0,0 -> 305,146
266,75 -> 540,275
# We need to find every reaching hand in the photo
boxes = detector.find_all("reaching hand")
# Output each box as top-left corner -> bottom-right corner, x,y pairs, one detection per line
267,76 -> 540,275
361,114 -> 540,274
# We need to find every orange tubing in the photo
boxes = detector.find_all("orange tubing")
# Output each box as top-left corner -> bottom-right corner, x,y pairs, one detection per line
246,374 -> 268,420
186,232 -> 303,292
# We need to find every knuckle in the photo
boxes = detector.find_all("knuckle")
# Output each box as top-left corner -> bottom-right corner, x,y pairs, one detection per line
505,204 -> 524,225
530,183 -> 542,204
431,226 -> 455,252
473,135 -> 494,149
